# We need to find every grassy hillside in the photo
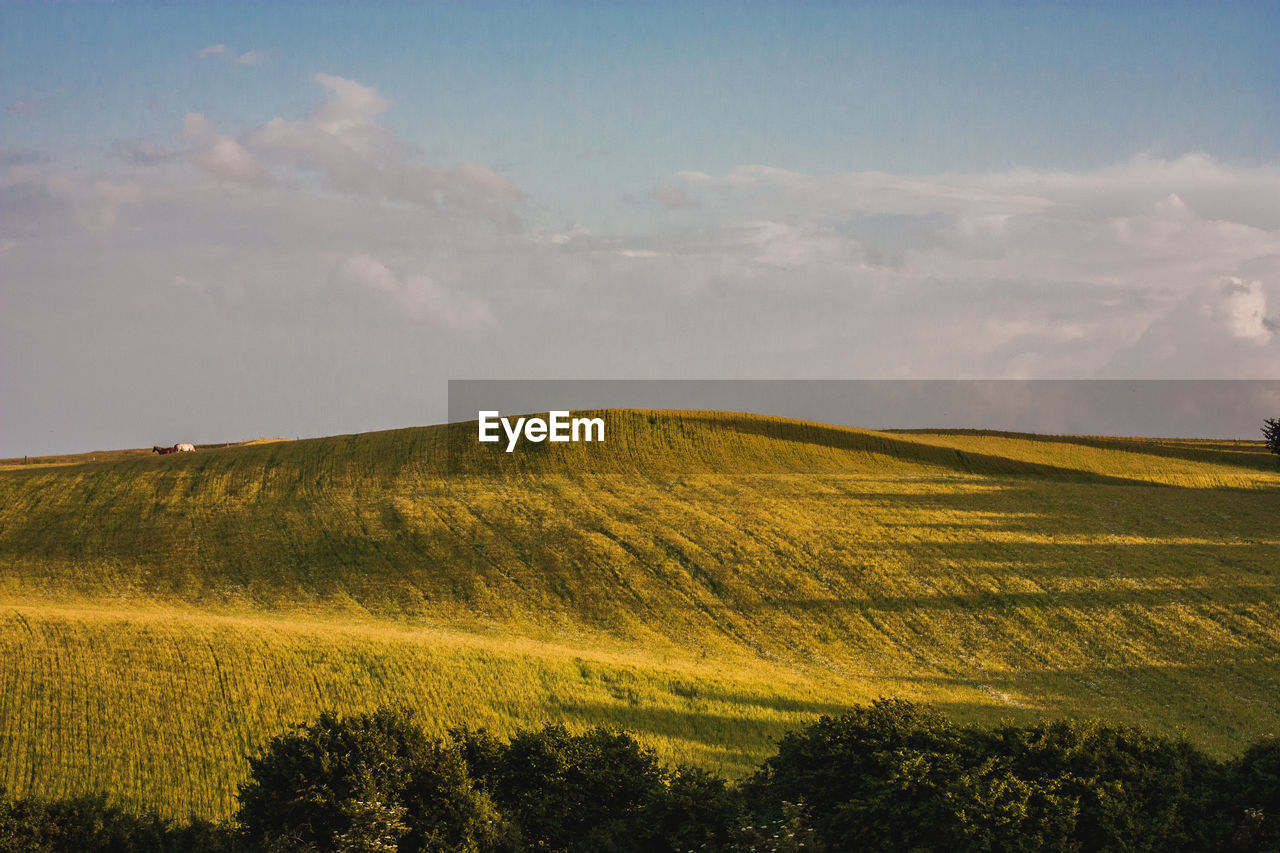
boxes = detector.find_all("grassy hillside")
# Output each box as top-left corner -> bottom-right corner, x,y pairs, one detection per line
1,410 -> 1279,818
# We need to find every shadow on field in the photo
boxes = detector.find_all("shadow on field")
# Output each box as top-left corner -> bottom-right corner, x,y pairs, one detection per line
869,541 -> 1279,581
551,700 -> 852,748
879,655 -> 1280,751
892,430 -> 1280,475
659,685 -> 854,717
556,654 -> 1280,761
688,415 -> 1167,485
783,518 -> 1280,578
808,477 -> 1280,538
768,582 -> 1280,614
892,655 -> 1280,690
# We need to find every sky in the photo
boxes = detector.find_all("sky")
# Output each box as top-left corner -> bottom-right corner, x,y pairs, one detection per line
2,1 -> 1279,455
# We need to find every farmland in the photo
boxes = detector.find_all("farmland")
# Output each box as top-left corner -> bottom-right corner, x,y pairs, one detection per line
1,410 -> 1278,819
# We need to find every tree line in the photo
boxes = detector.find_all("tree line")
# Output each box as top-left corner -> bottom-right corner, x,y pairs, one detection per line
2,699 -> 1278,852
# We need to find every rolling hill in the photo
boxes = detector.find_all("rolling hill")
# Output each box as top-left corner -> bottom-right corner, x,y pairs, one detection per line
1,410 -> 1278,819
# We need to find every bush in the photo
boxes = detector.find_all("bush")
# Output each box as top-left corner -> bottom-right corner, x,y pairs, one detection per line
727,800 -> 824,853
15,702 -> 1280,850
994,718 -> 1216,851
1220,736 -> 1280,852
0,787 -> 234,853
745,699 -> 1216,852
464,724 -> 667,852
646,766 -> 744,853
454,724 -> 744,851
236,707 -> 506,853
745,698 -> 992,849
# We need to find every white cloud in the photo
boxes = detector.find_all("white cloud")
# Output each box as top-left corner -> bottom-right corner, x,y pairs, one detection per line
114,139 -> 179,167
649,156 -> 1280,354
669,155 -> 1280,229
1100,277 -> 1279,377
180,113 -> 214,142
651,186 -> 695,210
195,44 -> 266,65
1218,278 -> 1273,341
9,139 -> 1280,459
7,130 -> 1280,461
40,171 -> 145,232
545,224 -> 591,245
331,255 -> 400,294
243,73 -> 523,215
182,113 -> 273,186
309,73 -> 391,140
329,255 -> 495,332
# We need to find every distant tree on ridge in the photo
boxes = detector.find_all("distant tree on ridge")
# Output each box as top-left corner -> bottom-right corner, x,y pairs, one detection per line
1263,417 -> 1280,459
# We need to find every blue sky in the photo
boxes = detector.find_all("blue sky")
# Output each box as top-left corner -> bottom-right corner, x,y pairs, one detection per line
2,2 -> 1279,454
7,3 -> 1277,190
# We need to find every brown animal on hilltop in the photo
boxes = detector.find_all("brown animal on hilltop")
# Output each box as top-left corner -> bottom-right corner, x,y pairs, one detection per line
152,445 -> 176,455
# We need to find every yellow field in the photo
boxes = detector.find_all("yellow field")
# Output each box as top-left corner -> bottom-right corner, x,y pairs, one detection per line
1,411 -> 1278,819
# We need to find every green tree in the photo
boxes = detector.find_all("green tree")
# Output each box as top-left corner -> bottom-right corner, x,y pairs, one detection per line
453,726 -> 740,852
237,707 -> 506,853
646,766 -> 743,853
746,700 -> 1214,852
1262,418 -> 1280,459
333,800 -> 408,853
0,787 -> 234,853
461,724 -> 666,852
0,789 -> 54,853
727,801 -> 824,853
995,718 -> 1214,851
745,699 -> 984,849
1221,736 -> 1280,852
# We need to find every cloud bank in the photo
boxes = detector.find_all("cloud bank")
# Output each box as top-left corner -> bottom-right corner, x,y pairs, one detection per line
2,71 -> 1278,453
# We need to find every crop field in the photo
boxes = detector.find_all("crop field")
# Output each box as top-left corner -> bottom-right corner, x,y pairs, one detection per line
1,410 -> 1279,819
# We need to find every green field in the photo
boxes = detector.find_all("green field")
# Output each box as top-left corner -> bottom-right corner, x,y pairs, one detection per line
1,411 -> 1278,820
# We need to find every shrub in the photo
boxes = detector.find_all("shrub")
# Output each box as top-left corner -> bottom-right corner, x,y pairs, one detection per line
727,800 -> 824,853
475,724 -> 665,852
12,703 -> 1273,851
453,725 -> 742,852
646,766 -> 744,853
1221,736 -> 1280,852
994,718 -> 1216,851
744,698 -> 989,849
745,699 -> 1215,852
237,707 -> 506,853
0,787 -> 235,853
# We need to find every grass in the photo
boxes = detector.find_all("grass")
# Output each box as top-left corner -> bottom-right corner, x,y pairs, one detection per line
1,410 -> 1278,818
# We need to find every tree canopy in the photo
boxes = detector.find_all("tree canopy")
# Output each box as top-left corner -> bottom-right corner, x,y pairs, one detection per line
1263,417 -> 1280,458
